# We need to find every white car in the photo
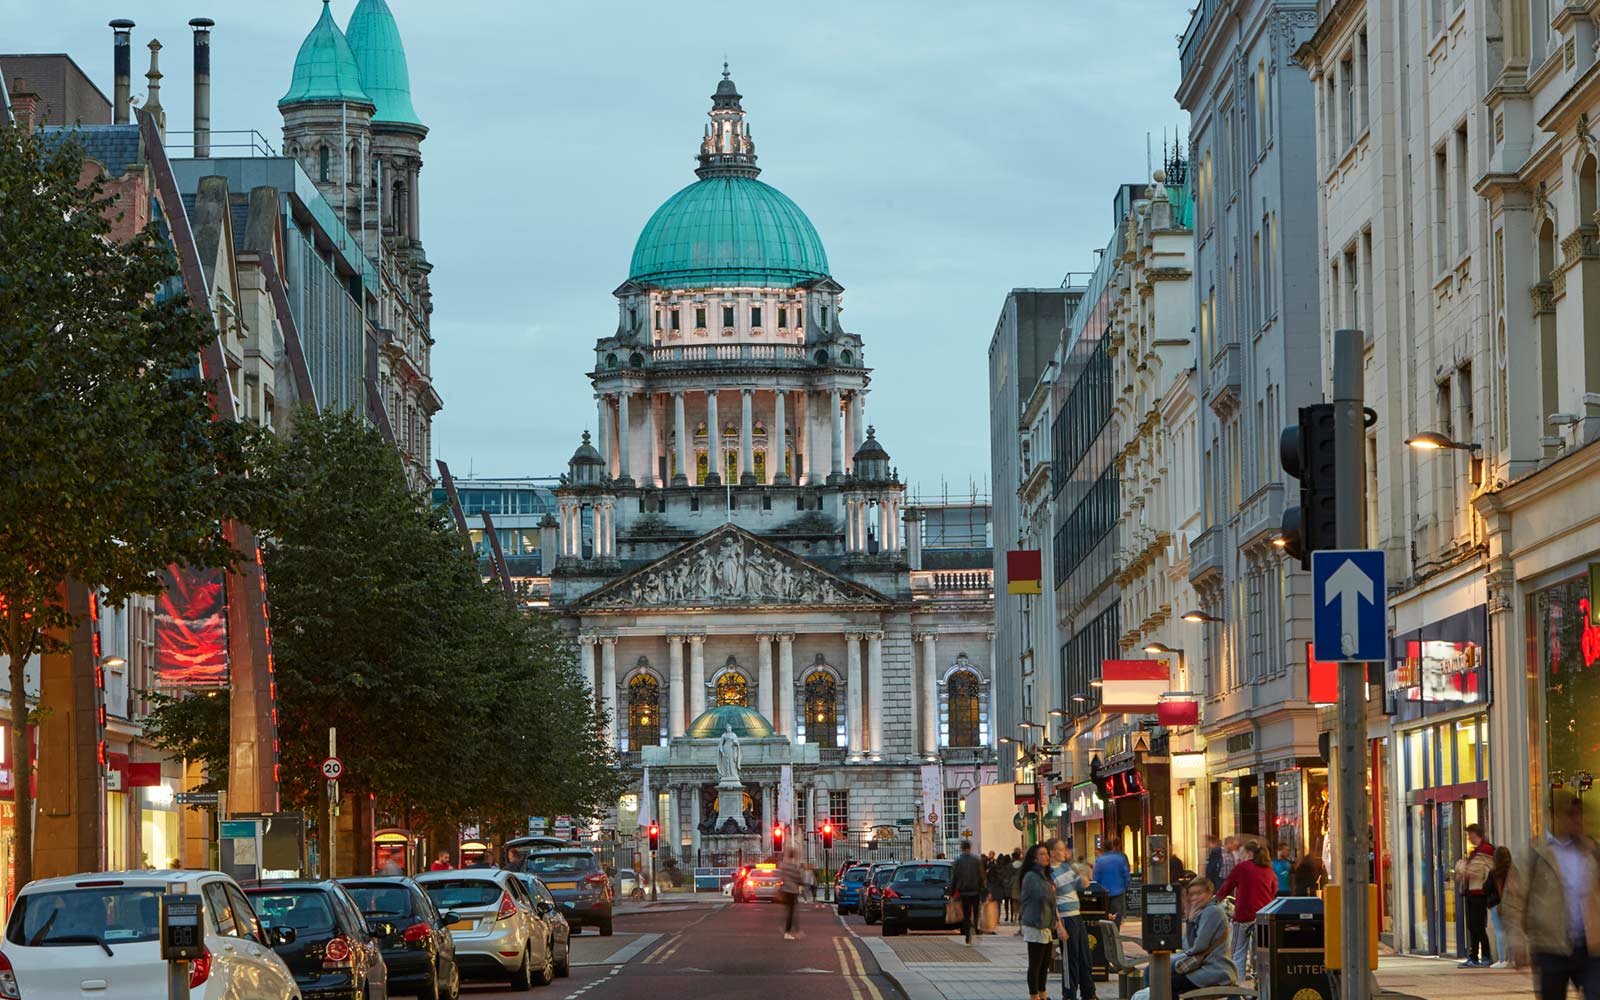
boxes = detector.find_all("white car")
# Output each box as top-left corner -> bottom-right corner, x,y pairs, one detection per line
0,869 -> 302,999
414,868 -> 552,989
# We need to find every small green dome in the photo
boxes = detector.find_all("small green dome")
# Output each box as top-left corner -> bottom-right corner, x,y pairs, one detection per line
629,176 -> 830,290
685,704 -> 774,740
279,2 -> 373,109
345,0 -> 424,129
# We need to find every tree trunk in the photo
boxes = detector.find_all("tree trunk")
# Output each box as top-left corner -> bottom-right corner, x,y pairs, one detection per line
8,606 -> 33,891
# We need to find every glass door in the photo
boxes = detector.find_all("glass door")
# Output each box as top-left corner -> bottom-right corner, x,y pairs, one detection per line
1436,800 -> 1462,956
1407,803 -> 1433,953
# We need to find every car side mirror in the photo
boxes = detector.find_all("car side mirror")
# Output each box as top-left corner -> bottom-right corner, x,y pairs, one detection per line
368,920 -> 396,938
272,926 -> 297,946
441,911 -> 461,925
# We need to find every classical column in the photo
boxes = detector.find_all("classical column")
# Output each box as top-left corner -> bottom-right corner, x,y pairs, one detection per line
777,634 -> 795,736
985,631 -> 997,748
919,633 -> 939,757
407,165 -> 421,241
668,635 -> 686,738
796,391 -> 811,485
706,390 -> 722,485
644,392 -> 658,487
616,392 -> 632,483
773,390 -> 789,484
688,635 -> 707,719
597,396 -> 612,472
850,392 -> 867,455
829,389 -> 844,483
757,634 -> 775,722
739,389 -> 755,485
867,631 -> 884,759
877,500 -> 889,551
600,637 -> 618,749
598,498 -> 614,558
845,633 -> 864,758
578,635 -> 597,700
807,784 -> 819,846
673,391 -> 690,485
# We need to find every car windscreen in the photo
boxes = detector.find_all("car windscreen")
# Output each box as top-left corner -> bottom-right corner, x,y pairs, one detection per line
6,886 -> 163,946
245,890 -> 337,935
845,866 -> 870,881
525,853 -> 597,876
422,879 -> 503,909
343,885 -> 414,918
873,868 -> 897,886
891,865 -> 951,885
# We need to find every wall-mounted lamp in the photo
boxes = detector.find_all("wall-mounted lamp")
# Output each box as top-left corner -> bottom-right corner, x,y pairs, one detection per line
1143,641 -> 1183,656
1180,610 -> 1222,624
1405,431 -> 1484,485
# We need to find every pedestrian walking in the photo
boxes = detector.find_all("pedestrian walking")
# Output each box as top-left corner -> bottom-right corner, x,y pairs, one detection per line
1008,848 -> 1024,924
1504,793 -> 1600,1000
1203,835 -> 1224,884
1218,836 -> 1241,885
429,849 -> 452,871
1048,838 -> 1096,1000
1455,823 -> 1496,968
953,839 -> 985,945
1019,843 -> 1062,1000
779,844 -> 805,940
1092,838 -> 1132,926
1215,842 -> 1276,980
1488,845 -> 1514,968
1272,844 -> 1293,896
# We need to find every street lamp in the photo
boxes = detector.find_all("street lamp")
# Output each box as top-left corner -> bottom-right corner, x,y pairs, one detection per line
1180,610 -> 1222,624
1143,641 -> 1183,656
1406,430 -> 1485,485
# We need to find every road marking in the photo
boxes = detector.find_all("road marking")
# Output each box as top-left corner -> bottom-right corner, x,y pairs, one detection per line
588,931 -> 661,966
645,933 -> 686,966
843,935 -> 885,1000
834,938 -> 865,1000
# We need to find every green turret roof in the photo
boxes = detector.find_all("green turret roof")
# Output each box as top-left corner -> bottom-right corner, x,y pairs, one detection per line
345,0 -> 424,129
629,176 -> 830,289
685,704 -> 774,740
279,1 -> 373,109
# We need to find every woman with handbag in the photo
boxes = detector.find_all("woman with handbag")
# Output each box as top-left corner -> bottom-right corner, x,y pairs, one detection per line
1019,843 -> 1062,1000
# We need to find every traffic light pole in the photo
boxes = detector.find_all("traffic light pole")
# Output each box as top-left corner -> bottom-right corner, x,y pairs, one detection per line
1332,328 -> 1372,1000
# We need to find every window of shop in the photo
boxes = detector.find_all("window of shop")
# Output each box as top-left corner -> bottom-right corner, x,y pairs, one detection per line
1526,570 -> 1600,836
1396,717 -> 1489,956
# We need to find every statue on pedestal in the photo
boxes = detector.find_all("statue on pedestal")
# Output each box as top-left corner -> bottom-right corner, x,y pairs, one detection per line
716,725 -> 743,784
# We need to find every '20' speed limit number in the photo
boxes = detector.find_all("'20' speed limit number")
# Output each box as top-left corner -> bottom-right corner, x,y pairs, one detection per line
321,757 -> 344,781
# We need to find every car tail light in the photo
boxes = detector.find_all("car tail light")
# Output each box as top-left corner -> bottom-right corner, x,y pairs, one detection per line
496,891 -> 518,921
189,947 -> 213,989
402,922 -> 431,944
882,886 -> 899,900
323,936 -> 353,966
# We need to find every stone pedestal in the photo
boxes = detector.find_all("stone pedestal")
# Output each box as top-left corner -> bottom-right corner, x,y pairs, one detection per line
714,779 -> 747,831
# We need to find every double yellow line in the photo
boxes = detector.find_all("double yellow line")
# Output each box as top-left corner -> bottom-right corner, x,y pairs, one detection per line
645,933 -> 685,965
833,937 -> 884,1000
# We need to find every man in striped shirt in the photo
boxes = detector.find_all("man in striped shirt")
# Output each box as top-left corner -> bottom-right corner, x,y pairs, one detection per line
1048,838 -> 1097,1000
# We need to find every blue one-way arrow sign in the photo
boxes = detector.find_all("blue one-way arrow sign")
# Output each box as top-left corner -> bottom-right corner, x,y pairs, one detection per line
1311,549 -> 1386,663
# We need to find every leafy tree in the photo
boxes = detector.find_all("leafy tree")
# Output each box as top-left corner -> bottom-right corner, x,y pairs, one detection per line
142,689 -> 230,793
0,122 -> 271,884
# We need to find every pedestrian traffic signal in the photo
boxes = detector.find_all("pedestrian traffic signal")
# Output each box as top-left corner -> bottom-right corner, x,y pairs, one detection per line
773,823 -> 784,849
821,822 -> 834,849
647,822 -> 659,851
1280,403 -> 1338,569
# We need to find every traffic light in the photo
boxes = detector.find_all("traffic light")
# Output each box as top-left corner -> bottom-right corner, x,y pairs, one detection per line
1280,403 -> 1338,569
821,822 -> 834,849
773,823 -> 784,850
647,822 -> 659,851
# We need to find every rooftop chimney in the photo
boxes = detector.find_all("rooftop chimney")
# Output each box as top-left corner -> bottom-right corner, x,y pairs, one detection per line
10,77 -> 38,133
144,38 -> 164,139
109,19 -> 134,124
189,18 -> 214,156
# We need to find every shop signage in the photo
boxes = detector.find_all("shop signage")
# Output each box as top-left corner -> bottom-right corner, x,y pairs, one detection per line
1306,644 -> 1339,705
1069,782 -> 1104,823
1013,782 -> 1038,804
175,791 -> 218,806
1386,604 -> 1488,721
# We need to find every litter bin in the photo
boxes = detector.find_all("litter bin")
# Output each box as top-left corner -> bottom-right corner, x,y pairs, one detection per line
1254,896 -> 1330,1000
1080,883 -> 1110,981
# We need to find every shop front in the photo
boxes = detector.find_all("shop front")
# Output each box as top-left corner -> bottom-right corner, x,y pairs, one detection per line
1067,780 -> 1104,861
1385,604 -> 1490,958
1525,569 -> 1600,833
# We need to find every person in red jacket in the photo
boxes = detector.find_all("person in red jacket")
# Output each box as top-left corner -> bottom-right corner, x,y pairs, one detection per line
1216,842 -> 1278,981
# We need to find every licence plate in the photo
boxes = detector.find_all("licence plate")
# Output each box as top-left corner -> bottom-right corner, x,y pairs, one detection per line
447,919 -> 475,931
548,881 -> 577,890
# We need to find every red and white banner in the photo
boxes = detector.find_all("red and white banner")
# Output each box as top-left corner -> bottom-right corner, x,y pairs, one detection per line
1156,696 -> 1199,727
1099,659 -> 1169,713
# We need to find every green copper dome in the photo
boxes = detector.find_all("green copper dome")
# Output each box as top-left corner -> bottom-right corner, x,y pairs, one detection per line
345,0 -> 424,129
279,1 -> 372,109
628,176 -> 830,289
685,704 -> 774,740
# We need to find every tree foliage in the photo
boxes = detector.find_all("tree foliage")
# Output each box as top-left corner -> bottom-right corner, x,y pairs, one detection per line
0,122 -> 272,885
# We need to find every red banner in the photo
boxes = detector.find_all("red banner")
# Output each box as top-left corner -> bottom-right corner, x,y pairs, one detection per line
1307,643 -> 1338,705
155,566 -> 228,688
1157,697 -> 1199,726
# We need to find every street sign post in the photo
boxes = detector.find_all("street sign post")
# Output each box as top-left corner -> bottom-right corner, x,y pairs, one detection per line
1311,549 -> 1386,663
174,791 -> 218,807
320,756 -> 344,781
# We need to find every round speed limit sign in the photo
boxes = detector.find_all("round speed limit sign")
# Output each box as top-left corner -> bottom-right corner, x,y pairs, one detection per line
321,756 -> 344,781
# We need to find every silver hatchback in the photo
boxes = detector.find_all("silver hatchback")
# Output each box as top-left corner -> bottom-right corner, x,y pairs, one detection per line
415,869 -> 553,990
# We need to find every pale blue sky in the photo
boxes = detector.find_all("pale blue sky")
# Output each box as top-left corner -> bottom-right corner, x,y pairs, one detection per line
7,0 -> 1191,496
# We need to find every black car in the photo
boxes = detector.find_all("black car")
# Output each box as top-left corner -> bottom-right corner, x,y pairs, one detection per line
245,879 -> 389,1000
879,861 -> 958,937
513,872 -> 572,977
523,849 -> 613,936
342,876 -> 463,1000
860,863 -> 900,925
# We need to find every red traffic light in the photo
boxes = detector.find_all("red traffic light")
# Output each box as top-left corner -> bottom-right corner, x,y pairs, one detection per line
773,824 -> 785,845
647,822 -> 659,850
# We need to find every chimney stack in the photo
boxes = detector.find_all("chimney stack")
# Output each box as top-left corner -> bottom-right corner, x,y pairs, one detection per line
109,19 -> 134,124
144,38 -> 165,139
189,18 -> 214,157
10,77 -> 38,132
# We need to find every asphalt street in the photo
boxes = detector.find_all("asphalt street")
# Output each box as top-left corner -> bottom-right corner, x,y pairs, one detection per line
461,897 -> 906,1000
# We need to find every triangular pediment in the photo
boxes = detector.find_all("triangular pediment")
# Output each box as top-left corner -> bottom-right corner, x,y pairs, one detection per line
573,524 -> 891,611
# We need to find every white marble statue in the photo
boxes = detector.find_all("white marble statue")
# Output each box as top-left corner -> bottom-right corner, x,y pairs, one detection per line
716,725 -> 743,784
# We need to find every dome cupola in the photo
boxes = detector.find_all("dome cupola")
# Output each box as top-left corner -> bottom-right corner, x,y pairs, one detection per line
345,0 -> 425,130
852,426 -> 892,483
279,1 -> 372,109
566,431 -> 606,486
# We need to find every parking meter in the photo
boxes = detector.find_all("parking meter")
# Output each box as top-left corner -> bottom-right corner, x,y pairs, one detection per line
1141,884 -> 1183,951
159,893 -> 206,960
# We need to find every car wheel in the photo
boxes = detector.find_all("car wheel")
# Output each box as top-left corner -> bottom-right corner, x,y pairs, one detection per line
534,937 -> 556,986
865,910 -> 878,926
837,904 -> 848,916
555,938 -> 572,978
509,946 -> 535,991
417,964 -> 441,1000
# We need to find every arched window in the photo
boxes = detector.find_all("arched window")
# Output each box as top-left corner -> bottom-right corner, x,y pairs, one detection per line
715,671 -> 748,707
318,145 -> 330,182
627,674 -> 660,751
803,671 -> 838,748
947,670 -> 982,748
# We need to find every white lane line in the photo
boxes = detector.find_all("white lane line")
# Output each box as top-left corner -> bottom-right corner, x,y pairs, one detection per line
580,931 -> 662,966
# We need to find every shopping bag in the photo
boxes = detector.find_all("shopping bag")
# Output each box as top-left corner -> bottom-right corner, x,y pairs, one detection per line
945,897 -> 964,926
981,899 -> 999,932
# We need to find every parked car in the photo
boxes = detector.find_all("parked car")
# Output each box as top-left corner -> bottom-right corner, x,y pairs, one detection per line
615,869 -> 644,900
835,863 -> 872,915
522,850 -> 613,936
879,860 -> 958,937
341,875 -> 462,1000
859,863 -> 900,925
244,880 -> 389,1000
415,868 -> 553,990
0,868 -> 303,998
503,836 -> 571,871
511,873 -> 571,978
